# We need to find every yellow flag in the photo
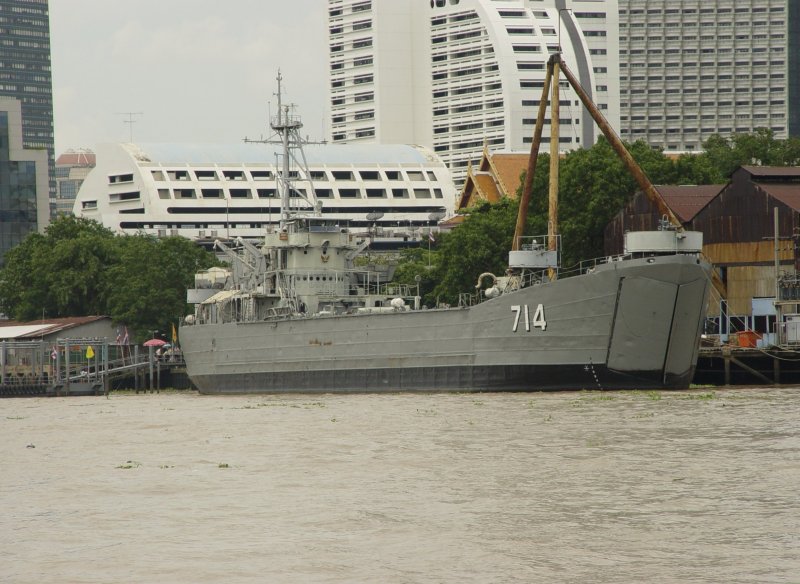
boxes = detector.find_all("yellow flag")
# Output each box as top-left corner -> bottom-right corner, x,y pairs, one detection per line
86,345 -> 95,359
172,323 -> 177,344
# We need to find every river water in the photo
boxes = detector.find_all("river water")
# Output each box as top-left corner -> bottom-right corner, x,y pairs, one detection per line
1,388 -> 798,583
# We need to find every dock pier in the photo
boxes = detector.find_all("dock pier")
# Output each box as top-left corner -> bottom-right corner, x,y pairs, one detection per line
695,344 -> 800,386
0,338 -> 188,397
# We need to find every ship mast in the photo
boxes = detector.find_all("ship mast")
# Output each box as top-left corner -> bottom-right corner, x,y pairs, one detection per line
271,71 -> 303,230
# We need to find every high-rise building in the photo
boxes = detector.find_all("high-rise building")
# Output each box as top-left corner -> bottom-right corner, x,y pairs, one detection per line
0,98 -> 49,266
0,0 -> 54,212
54,149 -> 95,217
618,0 -> 799,151
327,0 -> 618,184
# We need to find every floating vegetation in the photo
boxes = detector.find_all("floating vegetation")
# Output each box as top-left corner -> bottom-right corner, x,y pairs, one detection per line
586,394 -> 616,402
116,460 -> 141,469
647,391 -> 662,401
416,408 -> 438,416
237,401 -> 327,410
159,464 -> 174,469
6,416 -> 24,420
682,392 -> 716,401
218,463 -> 229,469
632,412 -> 655,419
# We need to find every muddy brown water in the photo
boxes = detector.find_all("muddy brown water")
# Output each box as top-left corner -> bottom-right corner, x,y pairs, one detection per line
2,388 -> 798,583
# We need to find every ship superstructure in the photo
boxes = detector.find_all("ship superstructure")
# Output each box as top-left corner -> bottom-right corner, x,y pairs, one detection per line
180,65 -> 712,394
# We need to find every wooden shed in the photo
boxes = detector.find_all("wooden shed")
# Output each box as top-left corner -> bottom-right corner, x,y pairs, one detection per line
606,166 -> 800,318
604,184 -> 724,256
692,166 -> 800,316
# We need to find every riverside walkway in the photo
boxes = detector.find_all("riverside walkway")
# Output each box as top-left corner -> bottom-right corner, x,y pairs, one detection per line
0,338 -> 185,397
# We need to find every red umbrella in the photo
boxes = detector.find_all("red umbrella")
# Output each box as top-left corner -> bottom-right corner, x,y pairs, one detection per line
143,338 -> 168,347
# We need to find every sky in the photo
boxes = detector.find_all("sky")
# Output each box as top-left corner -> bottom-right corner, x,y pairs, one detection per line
49,0 -> 329,155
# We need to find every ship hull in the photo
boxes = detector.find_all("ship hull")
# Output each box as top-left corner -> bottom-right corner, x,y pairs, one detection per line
180,255 -> 710,393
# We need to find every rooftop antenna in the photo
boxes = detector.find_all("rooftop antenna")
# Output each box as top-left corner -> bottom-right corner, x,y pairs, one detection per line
117,111 -> 143,142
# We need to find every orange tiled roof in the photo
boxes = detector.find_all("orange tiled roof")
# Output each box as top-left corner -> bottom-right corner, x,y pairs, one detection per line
458,147 -> 530,209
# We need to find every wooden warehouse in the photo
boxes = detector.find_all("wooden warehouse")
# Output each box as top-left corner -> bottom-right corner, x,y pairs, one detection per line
604,184 -> 724,256
606,166 -> 800,339
692,166 -> 800,316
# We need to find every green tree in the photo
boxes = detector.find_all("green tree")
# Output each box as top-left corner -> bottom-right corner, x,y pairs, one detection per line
700,129 -> 800,178
0,216 -> 118,320
0,217 -> 218,341
391,246 -> 441,306
671,153 -> 725,185
0,232 -> 47,320
104,236 -> 216,341
392,131 -> 800,301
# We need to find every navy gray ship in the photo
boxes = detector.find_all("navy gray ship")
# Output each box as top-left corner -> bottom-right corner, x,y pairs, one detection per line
180,62 -> 712,393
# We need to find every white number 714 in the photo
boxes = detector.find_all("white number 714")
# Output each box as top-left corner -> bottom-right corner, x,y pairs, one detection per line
511,304 -> 546,332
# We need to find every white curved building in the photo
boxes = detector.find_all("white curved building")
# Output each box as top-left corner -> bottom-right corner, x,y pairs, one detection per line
73,142 -> 456,243
327,0 -> 619,182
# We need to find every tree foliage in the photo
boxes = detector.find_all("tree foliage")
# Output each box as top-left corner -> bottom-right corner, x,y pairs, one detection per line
392,130 -> 800,301
700,129 -> 800,178
0,216 -> 219,341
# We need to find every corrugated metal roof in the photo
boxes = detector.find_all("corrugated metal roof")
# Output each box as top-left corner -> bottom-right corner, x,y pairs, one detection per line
655,185 -> 725,222
755,183 -> 800,211
741,165 -> 800,178
126,143 -> 439,166
0,316 -> 110,339
0,325 -> 51,339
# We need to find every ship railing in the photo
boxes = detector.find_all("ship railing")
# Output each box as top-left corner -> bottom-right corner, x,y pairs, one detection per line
277,273 -> 299,313
458,292 -> 478,308
558,253 -> 635,279
518,270 -> 549,288
381,283 -> 415,298
265,306 -> 295,320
